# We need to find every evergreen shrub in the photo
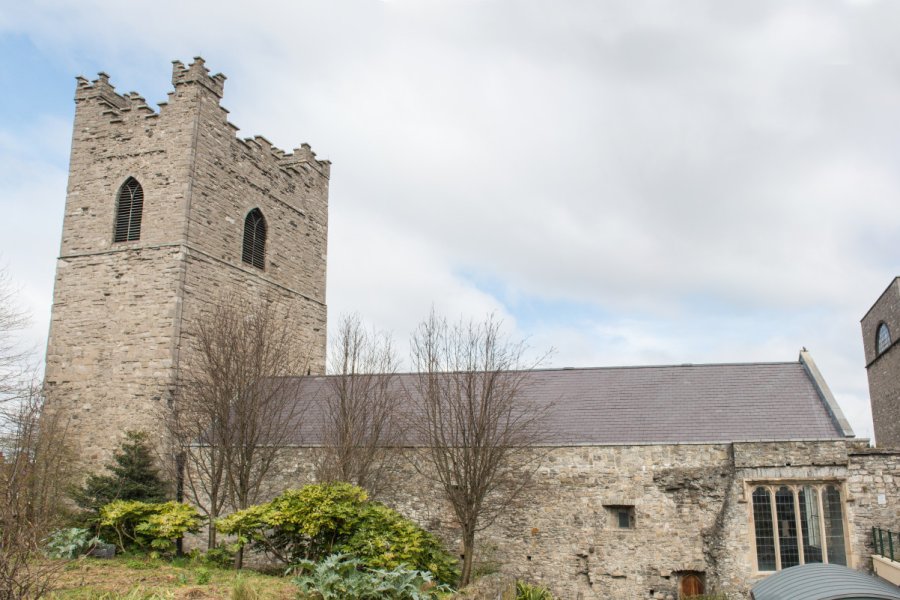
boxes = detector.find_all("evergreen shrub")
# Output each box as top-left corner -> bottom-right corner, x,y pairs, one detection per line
72,431 -> 169,518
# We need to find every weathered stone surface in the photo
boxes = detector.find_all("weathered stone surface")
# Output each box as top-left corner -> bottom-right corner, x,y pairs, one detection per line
44,58 -> 329,466
232,441 -> 900,600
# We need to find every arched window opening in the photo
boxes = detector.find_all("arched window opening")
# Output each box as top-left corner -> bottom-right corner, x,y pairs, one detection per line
242,208 -> 266,270
877,323 -> 891,356
114,177 -> 144,242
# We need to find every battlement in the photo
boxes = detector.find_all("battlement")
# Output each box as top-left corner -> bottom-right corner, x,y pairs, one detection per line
243,138 -> 332,180
171,57 -> 226,98
73,58 -> 330,179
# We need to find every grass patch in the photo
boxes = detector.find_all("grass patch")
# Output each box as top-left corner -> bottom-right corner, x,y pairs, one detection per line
47,555 -> 296,600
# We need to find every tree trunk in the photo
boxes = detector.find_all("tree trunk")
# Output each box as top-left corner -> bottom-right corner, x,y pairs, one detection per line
207,523 -> 217,550
460,529 -> 476,587
234,546 -> 244,570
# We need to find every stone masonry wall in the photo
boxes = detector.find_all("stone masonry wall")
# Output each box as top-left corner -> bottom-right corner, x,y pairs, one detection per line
45,58 -> 329,466
847,448 -> 900,567
215,439 -> 895,600
861,278 -> 900,448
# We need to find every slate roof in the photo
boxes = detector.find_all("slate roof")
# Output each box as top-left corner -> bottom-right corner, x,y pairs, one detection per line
751,563 -> 900,600
282,353 -> 852,446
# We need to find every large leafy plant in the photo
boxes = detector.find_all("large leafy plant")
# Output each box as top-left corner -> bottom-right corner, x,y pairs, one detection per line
44,527 -> 102,559
217,482 -> 458,585
100,500 -> 204,552
293,553 -> 451,600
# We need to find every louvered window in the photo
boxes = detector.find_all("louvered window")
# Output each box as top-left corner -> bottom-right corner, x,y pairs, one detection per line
114,177 -> 144,242
242,208 -> 266,270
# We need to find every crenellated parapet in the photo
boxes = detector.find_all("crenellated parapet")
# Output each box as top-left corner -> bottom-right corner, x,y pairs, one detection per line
171,56 -> 226,99
72,57 -> 329,181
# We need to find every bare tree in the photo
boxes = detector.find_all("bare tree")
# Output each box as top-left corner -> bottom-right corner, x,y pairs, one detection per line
0,268 -> 74,590
0,384 -> 76,598
0,268 -> 29,400
409,312 -> 550,587
316,313 -> 400,497
172,294 -> 311,561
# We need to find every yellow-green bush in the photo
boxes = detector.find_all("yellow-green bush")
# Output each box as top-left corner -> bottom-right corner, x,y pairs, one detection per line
217,482 -> 458,585
100,500 -> 204,552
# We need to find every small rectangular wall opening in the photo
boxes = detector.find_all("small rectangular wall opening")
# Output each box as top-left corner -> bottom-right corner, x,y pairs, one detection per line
605,505 -> 635,529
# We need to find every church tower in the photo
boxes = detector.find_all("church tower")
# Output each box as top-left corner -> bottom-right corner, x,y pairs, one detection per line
44,58 -> 329,464
861,277 -> 900,447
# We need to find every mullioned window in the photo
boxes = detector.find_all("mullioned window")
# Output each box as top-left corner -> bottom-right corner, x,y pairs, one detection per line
751,482 -> 847,572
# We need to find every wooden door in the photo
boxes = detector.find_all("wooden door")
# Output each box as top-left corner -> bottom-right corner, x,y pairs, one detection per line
680,573 -> 704,597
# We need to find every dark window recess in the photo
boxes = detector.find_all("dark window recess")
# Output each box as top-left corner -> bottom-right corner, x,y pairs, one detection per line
242,208 -> 267,270
114,177 -> 144,242
605,505 -> 635,529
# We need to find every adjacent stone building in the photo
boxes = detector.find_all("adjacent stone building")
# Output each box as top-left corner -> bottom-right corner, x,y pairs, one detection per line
862,277 -> 900,448
275,353 -> 900,599
43,59 -> 900,599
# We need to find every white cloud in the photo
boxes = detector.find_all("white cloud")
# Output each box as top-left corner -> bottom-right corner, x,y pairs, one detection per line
1,0 -> 897,438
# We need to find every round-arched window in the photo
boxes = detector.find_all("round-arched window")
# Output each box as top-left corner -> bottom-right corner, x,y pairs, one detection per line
876,323 -> 891,355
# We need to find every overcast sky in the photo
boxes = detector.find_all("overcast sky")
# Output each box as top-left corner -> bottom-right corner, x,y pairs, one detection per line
1,1 -> 898,440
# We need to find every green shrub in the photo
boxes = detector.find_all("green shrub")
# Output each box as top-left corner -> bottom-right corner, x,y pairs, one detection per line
342,503 -> 458,586
99,500 -> 204,553
516,580 -> 555,600
194,566 -> 212,585
72,431 -> 169,518
217,482 -> 458,585
202,544 -> 235,568
45,527 -> 101,559
293,553 -> 451,600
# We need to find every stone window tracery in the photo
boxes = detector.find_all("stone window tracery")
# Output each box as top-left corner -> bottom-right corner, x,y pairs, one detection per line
242,208 -> 267,270
113,177 -> 144,242
750,482 -> 848,572
876,323 -> 891,356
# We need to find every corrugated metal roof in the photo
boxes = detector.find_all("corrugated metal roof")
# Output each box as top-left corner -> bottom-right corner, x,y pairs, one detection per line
751,563 -> 900,600
279,359 -> 847,446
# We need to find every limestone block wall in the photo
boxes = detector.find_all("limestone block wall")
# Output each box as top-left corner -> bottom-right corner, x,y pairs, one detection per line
219,439 -> 900,600
45,58 -> 329,467
45,247 -> 183,462
847,448 -> 900,566
178,252 -> 327,375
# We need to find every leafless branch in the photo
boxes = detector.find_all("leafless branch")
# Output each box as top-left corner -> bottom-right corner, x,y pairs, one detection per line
316,313 -> 401,497
409,311 -> 551,586
0,383 -> 77,598
171,294 -> 311,559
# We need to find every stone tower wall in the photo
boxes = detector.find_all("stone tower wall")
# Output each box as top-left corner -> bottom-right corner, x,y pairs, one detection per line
44,58 -> 329,466
861,277 -> 900,448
